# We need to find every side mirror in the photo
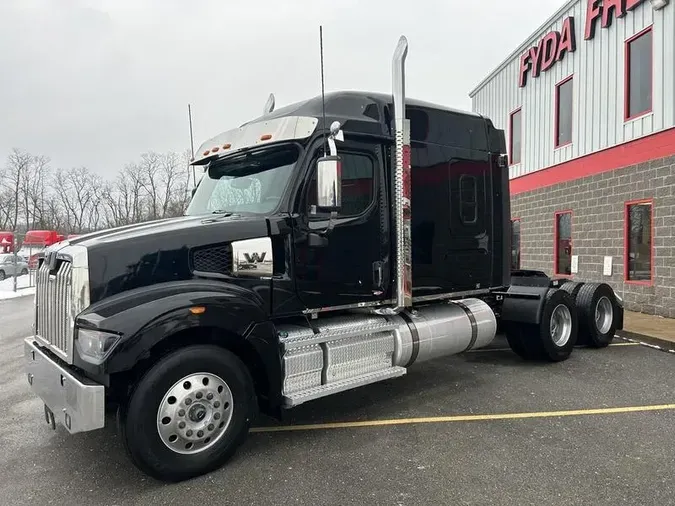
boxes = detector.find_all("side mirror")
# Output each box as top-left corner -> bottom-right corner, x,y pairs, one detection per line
315,155 -> 342,211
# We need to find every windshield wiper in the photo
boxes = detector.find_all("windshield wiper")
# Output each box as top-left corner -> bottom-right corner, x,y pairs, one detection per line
211,210 -> 234,216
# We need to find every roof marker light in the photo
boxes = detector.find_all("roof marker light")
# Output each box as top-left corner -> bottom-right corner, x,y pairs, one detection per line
260,134 -> 272,141
223,143 -> 231,149
202,150 -> 210,156
211,146 -> 219,152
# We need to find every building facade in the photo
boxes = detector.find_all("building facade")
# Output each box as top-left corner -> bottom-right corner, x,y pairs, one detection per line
470,0 -> 675,317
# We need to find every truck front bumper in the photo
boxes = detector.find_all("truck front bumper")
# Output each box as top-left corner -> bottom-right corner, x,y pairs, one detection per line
24,337 -> 105,434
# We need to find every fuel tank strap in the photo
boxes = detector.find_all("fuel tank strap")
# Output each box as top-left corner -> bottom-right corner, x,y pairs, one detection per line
453,301 -> 479,352
397,312 -> 420,367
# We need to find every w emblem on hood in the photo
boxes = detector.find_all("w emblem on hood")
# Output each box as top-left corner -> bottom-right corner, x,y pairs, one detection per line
243,252 -> 266,263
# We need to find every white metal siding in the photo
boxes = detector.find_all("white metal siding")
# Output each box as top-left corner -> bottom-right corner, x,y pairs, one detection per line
471,0 -> 675,180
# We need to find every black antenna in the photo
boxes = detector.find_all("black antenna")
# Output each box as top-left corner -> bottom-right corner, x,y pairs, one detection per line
319,25 -> 327,156
188,103 -> 196,188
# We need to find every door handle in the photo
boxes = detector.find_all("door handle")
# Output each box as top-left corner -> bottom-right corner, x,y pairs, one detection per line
372,261 -> 384,291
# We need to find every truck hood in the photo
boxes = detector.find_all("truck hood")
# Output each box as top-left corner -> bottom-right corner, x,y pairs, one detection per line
73,214 -> 270,304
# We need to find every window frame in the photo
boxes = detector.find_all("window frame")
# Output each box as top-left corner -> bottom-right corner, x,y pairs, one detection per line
458,174 -> 478,225
508,107 -> 522,166
511,218 -> 521,271
624,25 -> 653,122
623,198 -> 654,285
554,74 -> 574,149
303,145 -> 379,220
553,210 -> 573,277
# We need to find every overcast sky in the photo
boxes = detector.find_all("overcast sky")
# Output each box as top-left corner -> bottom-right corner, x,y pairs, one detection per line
1,0 -> 564,176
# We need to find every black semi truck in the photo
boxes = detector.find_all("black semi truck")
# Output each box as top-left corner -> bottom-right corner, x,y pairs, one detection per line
24,35 -> 623,482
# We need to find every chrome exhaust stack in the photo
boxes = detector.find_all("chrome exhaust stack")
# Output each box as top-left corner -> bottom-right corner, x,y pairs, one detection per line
381,35 -> 412,315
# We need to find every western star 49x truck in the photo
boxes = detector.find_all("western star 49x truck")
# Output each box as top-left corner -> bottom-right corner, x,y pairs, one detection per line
24,36 -> 623,482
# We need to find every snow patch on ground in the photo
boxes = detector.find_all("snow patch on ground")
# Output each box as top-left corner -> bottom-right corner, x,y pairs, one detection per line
0,275 -> 36,300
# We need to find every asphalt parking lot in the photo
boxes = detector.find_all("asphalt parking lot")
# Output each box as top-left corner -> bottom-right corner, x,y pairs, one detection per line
2,295 -> 675,506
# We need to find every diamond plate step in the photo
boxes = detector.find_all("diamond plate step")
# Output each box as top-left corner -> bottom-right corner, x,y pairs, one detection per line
282,366 -> 406,407
280,321 -> 399,350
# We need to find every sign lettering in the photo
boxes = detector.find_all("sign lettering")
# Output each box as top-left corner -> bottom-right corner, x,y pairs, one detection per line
519,0 -> 657,87
519,17 -> 576,87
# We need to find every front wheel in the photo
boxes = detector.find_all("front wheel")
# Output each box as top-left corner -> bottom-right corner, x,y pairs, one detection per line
121,345 -> 257,482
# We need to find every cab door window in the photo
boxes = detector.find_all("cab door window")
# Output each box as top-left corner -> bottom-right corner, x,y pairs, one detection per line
306,150 -> 376,217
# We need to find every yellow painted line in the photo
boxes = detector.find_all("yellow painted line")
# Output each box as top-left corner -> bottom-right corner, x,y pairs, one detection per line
251,403 -> 675,433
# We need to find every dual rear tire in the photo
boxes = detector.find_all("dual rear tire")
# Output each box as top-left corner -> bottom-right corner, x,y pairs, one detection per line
505,282 -> 619,362
560,281 -> 618,348
505,288 -> 578,362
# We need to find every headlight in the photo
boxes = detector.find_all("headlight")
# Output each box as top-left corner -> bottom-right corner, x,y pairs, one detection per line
75,328 -> 121,364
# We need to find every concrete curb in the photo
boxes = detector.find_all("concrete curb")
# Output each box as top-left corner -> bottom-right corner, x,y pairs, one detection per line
616,330 -> 675,354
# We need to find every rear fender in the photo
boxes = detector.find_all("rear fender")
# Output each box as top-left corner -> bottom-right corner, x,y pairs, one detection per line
499,285 -> 551,326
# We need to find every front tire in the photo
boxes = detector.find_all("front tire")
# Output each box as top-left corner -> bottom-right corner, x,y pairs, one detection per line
122,345 -> 257,482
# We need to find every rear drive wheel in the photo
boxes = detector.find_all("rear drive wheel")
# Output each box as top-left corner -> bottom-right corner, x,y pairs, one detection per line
0,270 -> 5,281
505,289 -> 578,362
575,283 -> 617,348
20,268 -> 28,275
560,281 -> 584,299
121,345 -> 257,482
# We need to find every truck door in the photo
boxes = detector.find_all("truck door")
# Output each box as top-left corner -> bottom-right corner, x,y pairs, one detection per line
292,138 -> 388,310
446,156 -> 494,290
411,144 -> 494,295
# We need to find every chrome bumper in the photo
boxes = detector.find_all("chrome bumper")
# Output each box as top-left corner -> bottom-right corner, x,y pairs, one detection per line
24,337 -> 105,434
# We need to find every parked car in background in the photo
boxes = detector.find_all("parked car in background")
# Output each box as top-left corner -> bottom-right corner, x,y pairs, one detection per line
0,253 -> 29,281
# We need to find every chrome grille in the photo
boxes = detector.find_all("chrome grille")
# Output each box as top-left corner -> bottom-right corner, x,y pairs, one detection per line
35,258 -> 73,361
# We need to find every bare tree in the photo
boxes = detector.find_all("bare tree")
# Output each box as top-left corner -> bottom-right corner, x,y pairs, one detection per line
4,149 -> 33,230
1,146 -> 195,235
21,155 -> 50,229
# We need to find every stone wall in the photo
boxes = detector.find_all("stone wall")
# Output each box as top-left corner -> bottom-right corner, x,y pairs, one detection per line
511,155 -> 675,318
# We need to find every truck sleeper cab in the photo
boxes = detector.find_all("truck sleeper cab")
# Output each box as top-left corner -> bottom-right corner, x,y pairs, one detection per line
23,35 -> 624,483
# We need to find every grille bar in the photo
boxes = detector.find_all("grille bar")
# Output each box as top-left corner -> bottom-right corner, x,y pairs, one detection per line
35,258 -> 73,362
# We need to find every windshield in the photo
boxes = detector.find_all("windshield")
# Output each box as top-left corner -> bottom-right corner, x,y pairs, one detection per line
185,144 -> 300,216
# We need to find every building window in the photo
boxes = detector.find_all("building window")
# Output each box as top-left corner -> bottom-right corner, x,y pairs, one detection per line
625,27 -> 653,121
511,219 -> 521,270
625,200 -> 653,283
554,211 -> 572,276
555,76 -> 573,148
509,108 -> 522,165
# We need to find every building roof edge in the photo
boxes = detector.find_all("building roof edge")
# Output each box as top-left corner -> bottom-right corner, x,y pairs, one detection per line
468,0 -> 579,98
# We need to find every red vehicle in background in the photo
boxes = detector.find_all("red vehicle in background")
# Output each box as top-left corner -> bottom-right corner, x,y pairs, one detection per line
17,230 -> 65,269
0,232 -> 14,253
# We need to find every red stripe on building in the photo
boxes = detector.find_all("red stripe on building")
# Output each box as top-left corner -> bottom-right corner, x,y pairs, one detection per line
510,127 -> 675,195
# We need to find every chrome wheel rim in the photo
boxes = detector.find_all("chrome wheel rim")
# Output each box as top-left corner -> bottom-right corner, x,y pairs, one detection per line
157,372 -> 234,455
595,296 -> 614,335
550,304 -> 573,347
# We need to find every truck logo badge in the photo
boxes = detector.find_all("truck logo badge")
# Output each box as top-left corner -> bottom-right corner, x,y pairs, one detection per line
243,252 -> 266,263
